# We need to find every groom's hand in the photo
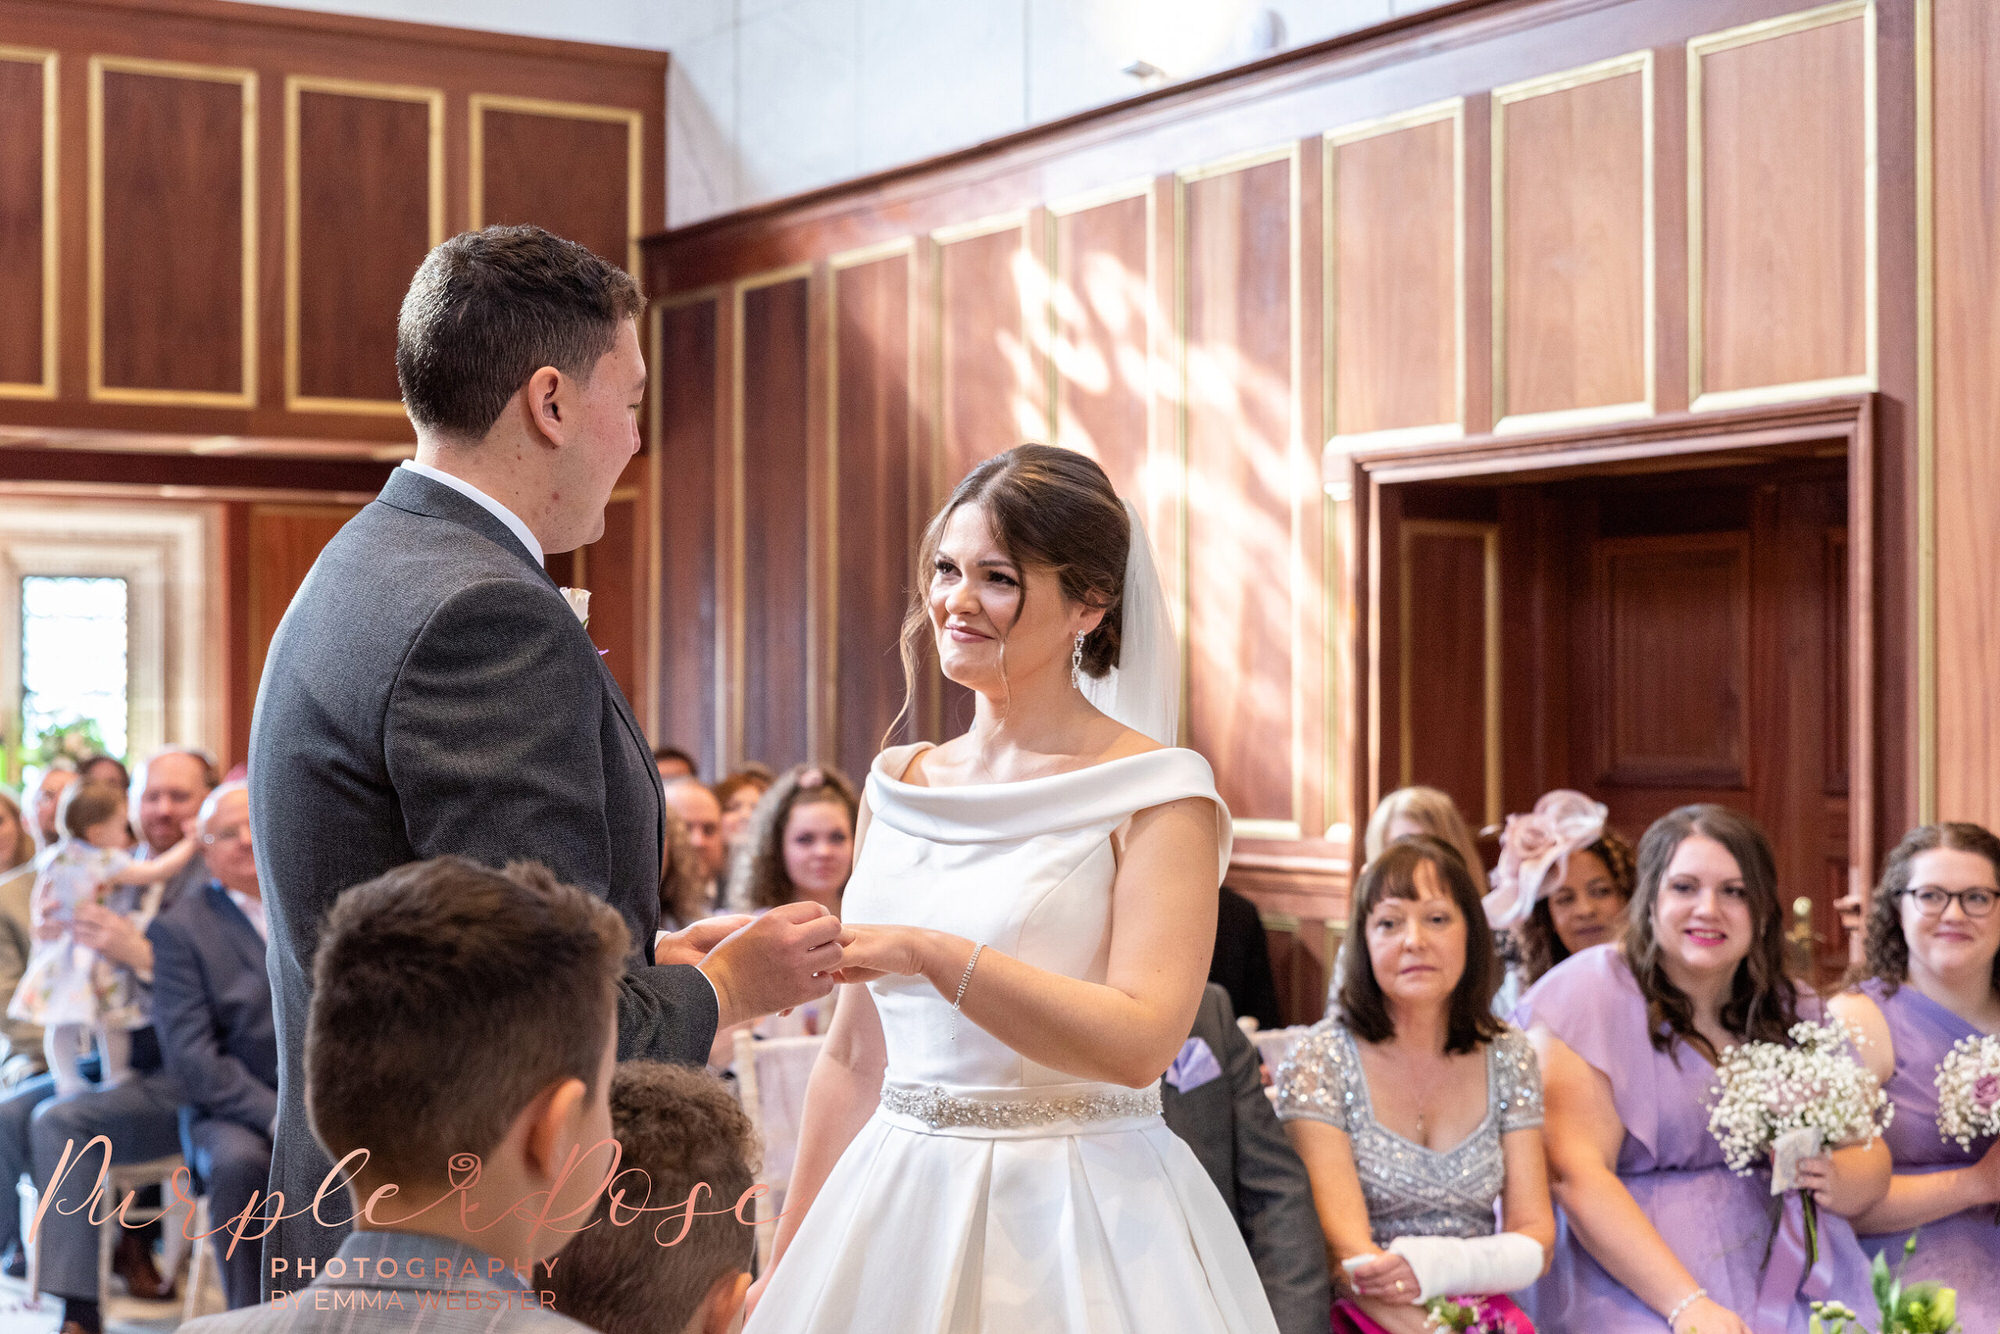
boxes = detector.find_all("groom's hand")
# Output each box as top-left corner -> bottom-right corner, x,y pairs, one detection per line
655,915 -> 754,967
696,902 -> 845,1030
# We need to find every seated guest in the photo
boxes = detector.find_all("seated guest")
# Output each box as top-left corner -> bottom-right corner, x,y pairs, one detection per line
181,856 -> 629,1332
1828,823 -> 2000,1333
1329,788 -> 1487,1013
1483,791 -> 1635,1013
715,767 -> 774,868
1211,885 -> 1283,1032
1278,838 -> 1553,1334
1519,804 -> 1882,1334
655,745 -> 699,783
658,804 -> 710,933
79,756 -> 129,796
1166,984 -> 1329,1334
0,790 -> 44,1085
147,782 -> 275,1310
542,1062 -> 755,1334
728,765 -> 855,916
726,767 -> 855,1042
127,746 -> 218,912
665,778 -> 727,914
29,764 -> 77,858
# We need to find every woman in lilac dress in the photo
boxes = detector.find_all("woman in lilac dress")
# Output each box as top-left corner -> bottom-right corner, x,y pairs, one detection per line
1828,822 -> 2000,1331
1516,804 -> 1884,1334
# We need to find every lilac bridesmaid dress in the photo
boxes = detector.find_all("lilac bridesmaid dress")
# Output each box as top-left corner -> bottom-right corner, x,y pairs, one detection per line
1513,946 -> 1874,1333
1853,978 -> 1998,1331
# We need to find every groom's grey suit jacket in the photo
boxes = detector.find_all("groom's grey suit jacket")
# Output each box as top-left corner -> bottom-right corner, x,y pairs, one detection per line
248,466 -> 717,1292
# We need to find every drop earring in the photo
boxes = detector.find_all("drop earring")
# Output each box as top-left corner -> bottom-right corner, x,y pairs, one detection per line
1070,631 -> 1086,690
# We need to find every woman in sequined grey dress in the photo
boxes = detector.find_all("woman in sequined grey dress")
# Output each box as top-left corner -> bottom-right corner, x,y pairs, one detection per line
1277,837 -> 1553,1334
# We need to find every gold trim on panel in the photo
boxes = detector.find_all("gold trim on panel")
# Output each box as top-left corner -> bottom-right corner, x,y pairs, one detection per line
1914,0 -> 1935,821
828,237 -> 915,271
1046,178 -> 1153,218
646,302 -> 663,741
658,284 -> 725,310
1174,142 -> 1306,829
1686,0 -> 1877,412
468,93 -> 645,275
284,76 -> 444,417
930,210 -> 1029,247
87,56 -> 258,408
0,47 -> 57,400
1491,52 -> 1655,434
1324,99 -> 1466,447
1397,520 -> 1502,828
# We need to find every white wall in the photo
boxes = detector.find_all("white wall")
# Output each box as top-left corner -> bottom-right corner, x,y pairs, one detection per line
230,0 -> 1451,228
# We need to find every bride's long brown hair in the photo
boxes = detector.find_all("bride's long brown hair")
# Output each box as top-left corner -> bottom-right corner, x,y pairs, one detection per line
889,445 -> 1130,746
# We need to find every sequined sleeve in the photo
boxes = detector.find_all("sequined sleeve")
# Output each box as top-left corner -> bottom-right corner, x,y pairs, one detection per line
1273,1020 -> 1355,1130
1491,1025 -> 1544,1133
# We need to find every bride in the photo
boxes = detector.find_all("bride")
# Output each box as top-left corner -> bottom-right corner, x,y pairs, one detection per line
744,445 -> 1279,1332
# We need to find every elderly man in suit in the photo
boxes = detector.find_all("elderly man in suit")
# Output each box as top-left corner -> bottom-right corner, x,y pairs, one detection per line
249,225 -> 843,1291
1162,985 -> 1331,1334
148,781 -> 276,1309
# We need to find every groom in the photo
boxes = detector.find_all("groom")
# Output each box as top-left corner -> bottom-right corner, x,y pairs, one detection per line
248,225 -> 844,1294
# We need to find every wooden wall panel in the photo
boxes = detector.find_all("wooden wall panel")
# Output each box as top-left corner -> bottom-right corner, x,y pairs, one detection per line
0,50 -> 53,397
474,98 -> 641,273
1495,61 -> 1650,425
1329,108 -> 1460,440
935,221 -> 1038,491
246,503 -> 364,699
91,59 -> 255,405
735,275 -> 812,770
576,493 -> 643,711
655,297 -> 720,772
831,250 -> 914,782
288,81 -> 440,412
1050,192 -> 1151,500
1693,8 -> 1870,403
1401,522 -> 1498,827
1934,0 -> 2000,825
1181,154 -> 1296,832
1593,532 -> 1750,786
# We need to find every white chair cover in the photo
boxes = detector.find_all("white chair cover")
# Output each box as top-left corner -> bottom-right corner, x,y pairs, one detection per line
732,1029 -> 827,1270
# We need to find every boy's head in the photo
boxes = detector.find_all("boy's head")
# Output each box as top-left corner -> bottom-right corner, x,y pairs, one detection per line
544,1062 -> 758,1334
58,780 -> 129,848
306,856 -> 628,1214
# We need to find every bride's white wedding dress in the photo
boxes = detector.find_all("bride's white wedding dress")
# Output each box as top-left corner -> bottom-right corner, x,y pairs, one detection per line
745,741 -> 1281,1334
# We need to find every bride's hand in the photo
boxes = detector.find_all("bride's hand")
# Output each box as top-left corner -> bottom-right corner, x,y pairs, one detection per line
829,924 -> 927,984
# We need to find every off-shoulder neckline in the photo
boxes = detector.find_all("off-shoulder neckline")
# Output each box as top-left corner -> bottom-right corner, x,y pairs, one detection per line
874,740 -> 1200,793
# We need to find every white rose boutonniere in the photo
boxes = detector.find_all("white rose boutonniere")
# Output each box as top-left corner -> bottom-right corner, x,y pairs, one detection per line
560,586 -> 590,628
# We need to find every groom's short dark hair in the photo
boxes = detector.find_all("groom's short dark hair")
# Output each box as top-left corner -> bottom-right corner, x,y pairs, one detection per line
396,224 -> 644,441
305,855 -> 629,1191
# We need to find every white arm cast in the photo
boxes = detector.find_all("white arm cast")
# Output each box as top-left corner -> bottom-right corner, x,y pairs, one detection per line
1386,1232 -> 1544,1302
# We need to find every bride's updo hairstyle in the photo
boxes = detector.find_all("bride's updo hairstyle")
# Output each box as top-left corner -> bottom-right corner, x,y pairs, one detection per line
898,444 -> 1130,710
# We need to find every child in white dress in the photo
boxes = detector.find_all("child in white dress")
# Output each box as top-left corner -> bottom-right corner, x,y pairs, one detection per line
8,781 -> 195,1094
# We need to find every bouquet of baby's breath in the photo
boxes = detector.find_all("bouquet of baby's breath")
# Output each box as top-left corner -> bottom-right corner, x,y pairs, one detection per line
1932,1032 -> 2000,1223
1709,1017 -> 1893,1264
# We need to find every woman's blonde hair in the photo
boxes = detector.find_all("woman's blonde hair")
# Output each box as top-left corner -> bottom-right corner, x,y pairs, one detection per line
0,790 -> 33,870
726,764 -> 858,912
1362,786 -> 1485,882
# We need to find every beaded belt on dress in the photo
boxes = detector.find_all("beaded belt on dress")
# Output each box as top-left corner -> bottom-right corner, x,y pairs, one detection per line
880,1081 -> 1161,1130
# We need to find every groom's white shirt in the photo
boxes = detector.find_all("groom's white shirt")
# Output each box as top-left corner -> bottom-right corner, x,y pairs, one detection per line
399,458 -> 544,565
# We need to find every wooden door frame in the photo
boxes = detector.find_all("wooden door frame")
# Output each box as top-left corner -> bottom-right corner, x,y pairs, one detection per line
1334,392 -> 1879,904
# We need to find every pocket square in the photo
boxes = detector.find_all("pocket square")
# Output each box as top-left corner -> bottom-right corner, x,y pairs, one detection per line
1165,1037 -> 1223,1093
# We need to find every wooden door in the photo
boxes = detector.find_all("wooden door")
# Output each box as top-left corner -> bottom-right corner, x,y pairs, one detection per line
1565,464 -> 1848,978
1380,459 -> 1851,980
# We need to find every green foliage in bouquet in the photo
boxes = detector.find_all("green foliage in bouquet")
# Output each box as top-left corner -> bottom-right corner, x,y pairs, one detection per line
25,717 -> 110,769
1808,1233 -> 1960,1334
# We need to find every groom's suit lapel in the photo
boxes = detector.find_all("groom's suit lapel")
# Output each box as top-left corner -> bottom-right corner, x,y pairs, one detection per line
377,467 -> 660,812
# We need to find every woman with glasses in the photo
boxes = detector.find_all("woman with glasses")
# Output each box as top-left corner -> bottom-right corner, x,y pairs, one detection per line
1829,823 -> 2000,1332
